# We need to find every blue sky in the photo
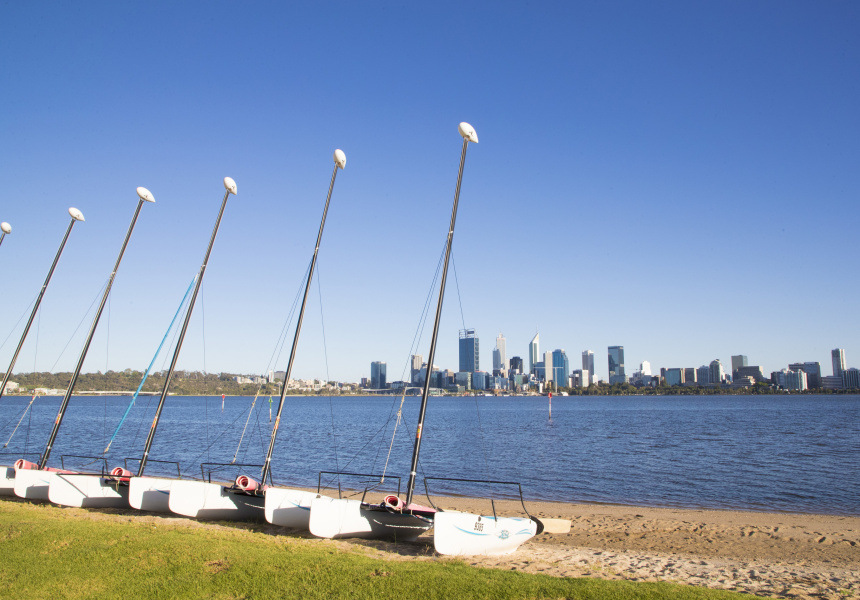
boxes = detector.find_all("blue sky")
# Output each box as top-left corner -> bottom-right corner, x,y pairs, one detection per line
1,1 -> 858,384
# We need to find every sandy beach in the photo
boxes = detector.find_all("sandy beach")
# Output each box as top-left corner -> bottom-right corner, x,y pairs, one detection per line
371,496 -> 859,599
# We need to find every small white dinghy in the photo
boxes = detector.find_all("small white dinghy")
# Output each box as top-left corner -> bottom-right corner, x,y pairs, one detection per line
48,471 -> 130,508
128,475 -> 178,512
264,487 -> 323,529
0,465 -> 16,495
433,511 -> 540,556
168,479 -> 265,521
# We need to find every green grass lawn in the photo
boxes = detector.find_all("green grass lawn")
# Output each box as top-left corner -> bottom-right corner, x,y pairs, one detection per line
0,498 -> 755,600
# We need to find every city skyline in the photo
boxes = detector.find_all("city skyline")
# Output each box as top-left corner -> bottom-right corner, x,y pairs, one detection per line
2,3 -> 858,383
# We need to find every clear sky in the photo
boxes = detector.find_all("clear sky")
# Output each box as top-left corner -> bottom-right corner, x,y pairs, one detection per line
1,1 -> 858,384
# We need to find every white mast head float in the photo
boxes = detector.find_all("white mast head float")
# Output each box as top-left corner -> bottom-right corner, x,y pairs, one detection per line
333,149 -> 346,170
68,208 -> 85,222
136,187 -> 155,203
458,122 -> 479,143
1,222 -> 10,234
223,177 -> 238,195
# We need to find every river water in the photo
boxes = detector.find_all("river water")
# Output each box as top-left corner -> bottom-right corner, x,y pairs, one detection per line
1,394 -> 857,515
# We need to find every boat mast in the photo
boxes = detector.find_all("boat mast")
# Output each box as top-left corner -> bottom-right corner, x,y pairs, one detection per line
136,178 -> 236,477
0,222 -> 11,248
259,150 -> 346,487
404,123 -> 478,508
38,188 -> 154,469
0,210 -> 84,401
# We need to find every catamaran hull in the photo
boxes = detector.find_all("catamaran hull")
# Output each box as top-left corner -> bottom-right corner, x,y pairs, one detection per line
128,476 -> 177,512
0,466 -> 15,495
264,487 -> 321,529
308,496 -> 431,541
48,473 -> 130,508
14,468 -> 55,500
432,511 -> 539,556
168,480 -> 265,521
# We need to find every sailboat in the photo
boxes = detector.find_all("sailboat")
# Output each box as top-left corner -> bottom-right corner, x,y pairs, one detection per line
14,188 -> 154,502
48,177 -> 238,510
0,209 -> 85,495
167,150 -> 346,523
307,123 -> 544,556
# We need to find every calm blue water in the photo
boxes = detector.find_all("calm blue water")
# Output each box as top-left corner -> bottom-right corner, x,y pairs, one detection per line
1,394 -> 858,515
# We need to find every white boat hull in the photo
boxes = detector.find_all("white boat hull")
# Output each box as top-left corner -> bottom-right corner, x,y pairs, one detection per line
128,476 -> 177,512
168,480 -> 264,521
0,466 -> 15,495
308,496 -> 431,541
264,487 -> 321,529
433,511 -> 539,556
48,473 -> 129,508
14,468 -> 55,500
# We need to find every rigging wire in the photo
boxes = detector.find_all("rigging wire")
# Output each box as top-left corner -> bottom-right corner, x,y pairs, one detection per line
316,263 -> 342,479
2,394 -> 37,448
48,280 -> 107,372
0,291 -> 40,354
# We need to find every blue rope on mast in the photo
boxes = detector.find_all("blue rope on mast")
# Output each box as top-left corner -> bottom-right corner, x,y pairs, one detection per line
103,274 -> 198,455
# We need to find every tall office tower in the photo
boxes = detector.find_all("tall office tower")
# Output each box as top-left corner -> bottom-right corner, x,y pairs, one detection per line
370,361 -> 387,389
731,355 -> 748,376
709,359 -> 724,384
543,351 -> 554,382
608,346 -> 625,384
410,354 -> 422,384
582,350 -> 595,385
639,361 -> 652,376
459,329 -> 479,373
495,333 -> 507,374
832,348 -> 846,377
509,356 -> 524,374
528,333 -> 540,374
552,349 -> 569,386
492,348 -> 502,376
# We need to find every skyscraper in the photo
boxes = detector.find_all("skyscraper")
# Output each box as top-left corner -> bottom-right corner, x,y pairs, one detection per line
789,362 -> 822,389
582,350 -> 595,385
509,356 -> 524,374
371,361 -> 387,389
832,348 -> 846,377
731,355 -> 748,376
709,359 -> 724,384
608,346 -> 625,384
528,333 -> 540,375
494,333 -> 507,376
459,329 -> 479,373
552,349 -> 569,387
544,351 -> 554,382
410,354 -> 422,384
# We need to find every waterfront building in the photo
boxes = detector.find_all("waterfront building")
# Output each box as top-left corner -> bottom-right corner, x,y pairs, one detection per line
455,371 -> 472,390
493,333 -> 507,376
534,361 -> 546,381
582,350 -> 595,385
789,362 -> 822,389
684,367 -> 697,385
551,349 -> 569,387
832,349 -> 846,377
709,359 -> 725,385
843,368 -> 860,390
472,371 -> 489,390
608,346 -> 625,385
509,356 -> 524,374
696,365 -> 710,385
821,375 -> 843,390
570,369 -> 587,388
775,368 -> 807,391
731,355 -> 748,377
370,361 -> 387,389
459,329 -> 479,373
529,334 -> 540,375
735,365 -> 765,383
410,355 -> 422,384
665,368 -> 684,386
